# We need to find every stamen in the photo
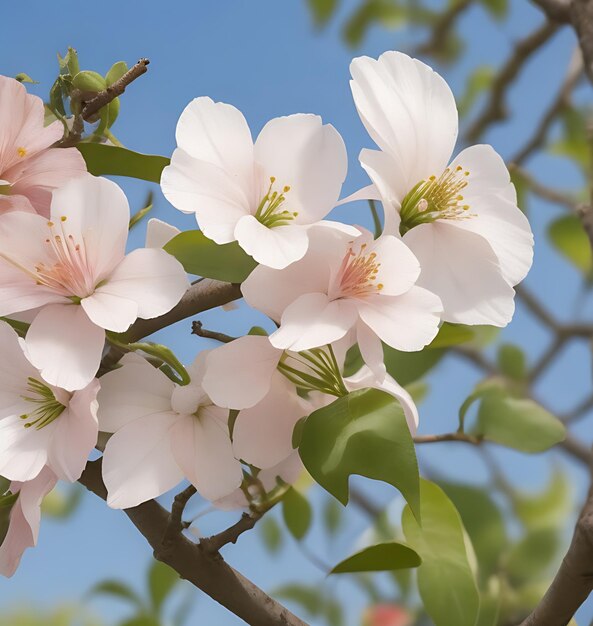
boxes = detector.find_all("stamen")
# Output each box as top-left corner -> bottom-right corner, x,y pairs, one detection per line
254,177 -> 297,228
17,147 -> 27,158
333,243 -> 383,300
20,378 -> 66,430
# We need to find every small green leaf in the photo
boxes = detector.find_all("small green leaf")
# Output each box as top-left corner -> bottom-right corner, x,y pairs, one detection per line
343,0 -> 406,47
89,580 -> 144,609
505,527 -> 560,584
478,0 -> 508,19
77,144 -> 170,183
298,388 -> 420,518
322,498 -> 343,536
72,70 -> 106,93
274,584 -> 324,615
0,492 -> 18,545
402,480 -> 480,626
458,65 -> 494,117
307,0 -> 338,27
513,469 -> 572,530
105,61 -> 129,86
548,214 -> 592,274
15,73 -> 38,84
428,323 -> 475,349
41,484 -> 82,518
0,477 -> 9,495
497,343 -> 527,381
282,487 -> 312,540
248,326 -> 269,336
330,542 -> 421,574
148,560 -> 179,613
474,391 -> 566,452
164,230 -> 257,282
260,516 -> 283,553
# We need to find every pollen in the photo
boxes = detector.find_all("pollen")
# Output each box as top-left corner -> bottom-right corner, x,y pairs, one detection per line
17,147 -> 27,158
254,176 -> 297,229
334,243 -> 384,299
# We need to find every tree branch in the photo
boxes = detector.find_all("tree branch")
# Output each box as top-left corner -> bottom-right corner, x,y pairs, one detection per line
569,0 -> 593,84
163,485 -> 197,545
191,320 -> 236,343
414,432 -> 483,445
531,0 -> 571,22
201,512 -> 261,555
78,460 -> 308,626
519,446 -> 593,625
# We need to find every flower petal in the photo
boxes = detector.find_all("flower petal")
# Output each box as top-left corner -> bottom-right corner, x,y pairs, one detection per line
145,218 -> 181,248
0,415 -> 50,482
25,304 -> 105,392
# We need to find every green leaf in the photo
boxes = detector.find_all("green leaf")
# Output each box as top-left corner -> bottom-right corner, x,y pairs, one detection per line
164,230 -> 257,282
77,144 -> 170,183
322,497 -> 343,536
88,580 -> 144,609
41,484 -> 82,518
298,388 -> 420,518
105,61 -> 128,86
148,560 -> 179,613
476,583 -> 501,626
497,343 -> 527,381
402,480 -> 480,626
120,618 -> 161,626
282,487 -> 312,540
0,492 -> 18,546
307,0 -> 338,27
72,70 -> 106,93
15,73 -> 38,84
330,542 -> 421,574
550,107 -> 590,172
343,0 -> 406,47
129,191 -> 154,229
474,391 -> 566,452
439,482 -> 507,581
428,323 -> 475,349
513,469 -> 572,530
548,214 -> 592,274
260,516 -> 283,553
505,527 -> 560,584
478,0 -> 508,19
458,65 -> 494,117
0,477 -> 9,495
274,584 -> 324,615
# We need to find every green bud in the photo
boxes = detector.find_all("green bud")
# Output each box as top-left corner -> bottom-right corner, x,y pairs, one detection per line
15,73 -> 38,84
105,61 -> 128,86
107,98 -> 120,128
71,70 -> 106,94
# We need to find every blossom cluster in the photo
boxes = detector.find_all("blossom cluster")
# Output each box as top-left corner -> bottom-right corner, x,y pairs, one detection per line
0,51 -> 533,576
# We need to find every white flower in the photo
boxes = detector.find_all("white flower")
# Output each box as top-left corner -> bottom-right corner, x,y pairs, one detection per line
98,352 -> 242,509
0,322 -> 99,483
0,174 -> 190,391
161,97 -> 356,269
350,51 -> 534,326
241,227 -> 442,369
0,466 -> 57,577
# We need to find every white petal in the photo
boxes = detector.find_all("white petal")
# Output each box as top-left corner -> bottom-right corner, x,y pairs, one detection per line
233,374 -> 308,469
254,114 -> 347,222
366,235 -> 420,296
202,335 -> 282,409
50,175 -> 129,281
102,412 -> 184,509
450,144 -> 513,196
404,222 -> 516,326
270,293 -> 359,351
145,218 -> 181,249
97,353 -> 175,433
174,97 -> 254,193
171,410 -> 242,502
350,51 -> 457,187
0,416 -> 50,482
234,215 -> 309,269
25,304 -> 104,392
358,287 -> 442,352
356,321 -> 386,380
97,248 -> 189,322
47,379 -> 99,482
161,148 -> 250,243
81,291 -> 138,333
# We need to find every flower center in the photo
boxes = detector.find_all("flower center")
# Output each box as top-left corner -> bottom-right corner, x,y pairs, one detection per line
34,217 -> 95,299
254,176 -> 298,228
334,243 -> 383,300
399,165 -> 472,235
20,377 -> 66,430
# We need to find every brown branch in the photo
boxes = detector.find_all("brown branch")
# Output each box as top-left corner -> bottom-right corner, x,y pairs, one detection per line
416,0 -> 473,57
509,165 -> 579,210
562,393 -> 593,423
569,0 -> 593,84
510,49 -> 583,165
163,485 -> 197,545
528,335 -> 567,382
82,58 -> 150,121
191,320 -> 236,343
78,460 -> 308,626
531,0 -> 571,21
466,21 -> 560,141
519,445 -> 593,626
201,512 -> 261,555
414,432 -> 483,445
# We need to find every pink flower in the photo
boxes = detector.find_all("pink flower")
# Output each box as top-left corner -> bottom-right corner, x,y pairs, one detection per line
0,322 -> 99,483
363,604 -> 412,626
0,76 -> 86,217
0,174 -> 190,391
242,227 -> 442,371
0,466 -> 57,577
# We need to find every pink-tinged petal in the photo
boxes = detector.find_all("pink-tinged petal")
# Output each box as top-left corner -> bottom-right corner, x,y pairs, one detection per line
0,322 -> 39,400
241,226 -> 347,321
356,321 -> 386,380
50,175 -> 129,281
367,235 -> 420,296
312,220 -> 361,237
350,52 -> 457,188
0,194 -> 36,215
345,365 -> 419,434
0,415 -> 50,482
174,97 -> 254,194
46,379 -> 99,482
161,148 -> 250,243
358,287 -> 442,352
234,215 -> 309,269
254,114 -> 347,222
97,353 -> 175,433
102,412 -> 184,509
25,304 -> 105,392
233,374 -> 308,469
270,293 -> 359,351
81,291 -> 138,333
97,248 -> 189,322
145,218 -> 181,248
0,466 -> 57,577
202,335 -> 282,409
403,222 -> 516,326
171,409 -> 242,502
5,147 -> 86,217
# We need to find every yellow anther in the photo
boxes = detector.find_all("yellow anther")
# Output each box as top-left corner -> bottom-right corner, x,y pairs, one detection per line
17,147 -> 27,158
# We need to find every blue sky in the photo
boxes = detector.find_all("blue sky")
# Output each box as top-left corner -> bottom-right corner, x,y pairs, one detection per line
1,1 -> 592,624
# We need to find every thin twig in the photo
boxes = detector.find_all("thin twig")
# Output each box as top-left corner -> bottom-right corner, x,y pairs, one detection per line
191,321 -> 236,343
414,432 -> 483,445
416,0 -> 473,57
200,512 -> 261,555
163,485 -> 197,546
528,335 -> 567,383
509,164 -> 579,210
562,393 -> 593,423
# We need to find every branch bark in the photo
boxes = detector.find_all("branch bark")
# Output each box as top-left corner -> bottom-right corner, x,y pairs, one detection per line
79,460 -> 308,626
